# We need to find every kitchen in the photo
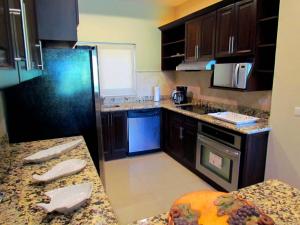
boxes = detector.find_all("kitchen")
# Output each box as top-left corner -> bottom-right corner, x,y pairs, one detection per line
0,0 -> 299,225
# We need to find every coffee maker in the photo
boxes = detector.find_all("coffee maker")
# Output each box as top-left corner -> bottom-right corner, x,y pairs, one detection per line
171,86 -> 188,104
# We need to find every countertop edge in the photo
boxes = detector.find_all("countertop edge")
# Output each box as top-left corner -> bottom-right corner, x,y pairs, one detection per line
101,103 -> 271,135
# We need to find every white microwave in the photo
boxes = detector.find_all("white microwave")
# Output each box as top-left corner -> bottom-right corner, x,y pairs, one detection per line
212,63 -> 253,89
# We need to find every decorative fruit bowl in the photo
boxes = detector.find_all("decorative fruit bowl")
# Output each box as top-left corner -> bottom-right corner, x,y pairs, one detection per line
168,191 -> 275,225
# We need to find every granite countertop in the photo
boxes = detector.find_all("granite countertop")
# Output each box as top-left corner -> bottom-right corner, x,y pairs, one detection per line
129,180 -> 300,225
0,136 -> 118,225
101,100 -> 271,135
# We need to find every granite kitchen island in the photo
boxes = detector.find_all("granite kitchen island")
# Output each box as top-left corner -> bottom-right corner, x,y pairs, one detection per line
1,136 -> 300,225
129,180 -> 300,225
0,136 -> 118,225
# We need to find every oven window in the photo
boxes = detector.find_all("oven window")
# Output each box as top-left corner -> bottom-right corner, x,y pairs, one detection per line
200,145 -> 233,182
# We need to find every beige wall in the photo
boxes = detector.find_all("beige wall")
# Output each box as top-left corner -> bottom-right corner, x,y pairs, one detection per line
77,0 -> 177,96
265,0 -> 300,188
0,91 -> 7,138
78,0 -> 166,72
175,71 -> 272,111
136,72 -> 176,97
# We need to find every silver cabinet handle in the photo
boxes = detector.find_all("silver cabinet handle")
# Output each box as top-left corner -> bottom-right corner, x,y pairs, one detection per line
179,127 -> 184,140
194,46 -> 197,60
228,37 -> 232,54
35,41 -> 44,70
19,0 -> 32,70
9,9 -> 21,62
196,45 -> 199,60
231,36 -> 235,54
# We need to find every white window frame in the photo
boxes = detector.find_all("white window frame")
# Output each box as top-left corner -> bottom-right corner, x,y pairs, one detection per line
97,43 -> 137,97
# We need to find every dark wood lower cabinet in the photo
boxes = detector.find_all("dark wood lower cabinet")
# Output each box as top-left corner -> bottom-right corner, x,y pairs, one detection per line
182,121 -> 197,167
239,131 -> 269,188
168,113 -> 184,158
101,109 -> 269,191
162,109 -> 269,191
101,111 -> 128,161
163,110 -> 197,168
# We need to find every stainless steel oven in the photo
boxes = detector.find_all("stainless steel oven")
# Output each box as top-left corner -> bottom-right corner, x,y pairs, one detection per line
196,123 -> 242,191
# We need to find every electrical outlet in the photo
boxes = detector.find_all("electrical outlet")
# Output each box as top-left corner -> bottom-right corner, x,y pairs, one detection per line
295,107 -> 300,117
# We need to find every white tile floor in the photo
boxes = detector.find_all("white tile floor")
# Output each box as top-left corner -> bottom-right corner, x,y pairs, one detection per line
104,152 -> 214,225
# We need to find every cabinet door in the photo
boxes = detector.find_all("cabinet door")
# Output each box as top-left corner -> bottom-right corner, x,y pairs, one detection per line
182,119 -> 197,168
101,112 -> 111,159
169,113 -> 183,158
234,0 -> 256,56
198,11 -> 216,60
110,111 -> 128,156
162,109 -> 171,152
8,0 -> 41,70
35,0 -> 78,42
185,18 -> 200,62
216,4 -> 235,58
0,0 -> 14,68
25,0 -> 43,70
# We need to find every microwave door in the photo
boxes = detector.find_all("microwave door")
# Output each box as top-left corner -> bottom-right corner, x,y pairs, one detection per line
213,64 -> 235,88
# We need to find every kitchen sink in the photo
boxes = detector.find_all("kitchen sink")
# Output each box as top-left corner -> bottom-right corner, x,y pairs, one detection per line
176,105 -> 224,115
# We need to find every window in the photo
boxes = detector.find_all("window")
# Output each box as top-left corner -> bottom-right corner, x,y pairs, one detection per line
97,43 -> 136,96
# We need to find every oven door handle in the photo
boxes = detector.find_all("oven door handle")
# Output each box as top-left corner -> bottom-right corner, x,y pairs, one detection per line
198,134 -> 240,159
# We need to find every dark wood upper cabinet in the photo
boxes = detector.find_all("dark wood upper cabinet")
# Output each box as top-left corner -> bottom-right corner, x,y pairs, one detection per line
185,18 -> 200,62
216,0 -> 256,58
0,0 -> 13,68
199,11 -> 216,60
216,4 -> 235,58
159,0 -> 279,90
185,11 -> 216,61
160,24 -> 185,71
234,0 -> 256,55
0,0 -> 41,70
101,111 -> 128,161
35,0 -> 78,44
25,0 -> 43,70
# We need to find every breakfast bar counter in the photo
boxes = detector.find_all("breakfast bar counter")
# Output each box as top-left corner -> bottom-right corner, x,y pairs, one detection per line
1,137 -> 300,225
0,136 -> 118,225
129,180 -> 300,225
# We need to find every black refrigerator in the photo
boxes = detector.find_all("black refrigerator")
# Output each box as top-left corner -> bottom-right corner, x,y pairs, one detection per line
4,46 -> 105,178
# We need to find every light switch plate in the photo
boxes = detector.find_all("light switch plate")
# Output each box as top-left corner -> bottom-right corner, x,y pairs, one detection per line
295,107 -> 300,116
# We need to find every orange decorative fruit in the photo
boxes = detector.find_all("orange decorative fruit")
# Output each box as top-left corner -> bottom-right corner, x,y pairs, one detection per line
168,191 -> 229,225
168,191 -> 275,225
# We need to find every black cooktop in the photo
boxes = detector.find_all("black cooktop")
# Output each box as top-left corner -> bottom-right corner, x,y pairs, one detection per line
177,105 -> 224,115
